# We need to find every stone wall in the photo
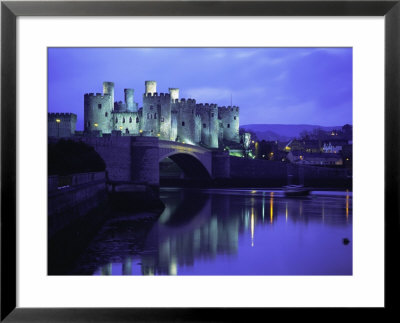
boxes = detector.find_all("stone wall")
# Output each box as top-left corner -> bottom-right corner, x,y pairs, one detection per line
229,157 -> 351,188
80,136 -> 132,182
48,171 -> 106,237
48,113 -> 77,137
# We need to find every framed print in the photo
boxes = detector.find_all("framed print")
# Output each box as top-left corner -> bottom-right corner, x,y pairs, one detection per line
1,0 -> 399,321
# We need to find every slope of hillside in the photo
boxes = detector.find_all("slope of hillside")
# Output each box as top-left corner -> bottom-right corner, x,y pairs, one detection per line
241,124 -> 342,141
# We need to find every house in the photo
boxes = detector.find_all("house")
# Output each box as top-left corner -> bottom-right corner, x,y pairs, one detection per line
287,151 -> 343,166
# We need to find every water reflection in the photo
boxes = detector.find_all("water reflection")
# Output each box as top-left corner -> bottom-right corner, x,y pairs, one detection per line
77,188 -> 352,275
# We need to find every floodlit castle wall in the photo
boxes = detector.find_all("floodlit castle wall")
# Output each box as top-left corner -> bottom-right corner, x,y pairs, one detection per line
84,93 -> 113,133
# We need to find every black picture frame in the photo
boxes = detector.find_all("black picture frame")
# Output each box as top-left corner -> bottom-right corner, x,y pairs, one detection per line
1,1 -> 399,321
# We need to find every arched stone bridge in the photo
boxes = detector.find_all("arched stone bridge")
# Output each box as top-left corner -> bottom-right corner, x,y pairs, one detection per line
78,136 -> 230,187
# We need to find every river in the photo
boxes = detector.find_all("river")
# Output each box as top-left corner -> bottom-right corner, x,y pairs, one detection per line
73,188 -> 352,275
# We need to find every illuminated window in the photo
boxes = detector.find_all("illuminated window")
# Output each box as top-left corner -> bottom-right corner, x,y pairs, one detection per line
98,104 -> 102,109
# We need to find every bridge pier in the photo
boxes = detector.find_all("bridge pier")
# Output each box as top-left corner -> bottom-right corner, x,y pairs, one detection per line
131,136 -> 160,186
212,150 -> 231,179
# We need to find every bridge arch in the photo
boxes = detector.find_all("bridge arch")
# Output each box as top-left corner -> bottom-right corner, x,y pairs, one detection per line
160,153 -> 211,180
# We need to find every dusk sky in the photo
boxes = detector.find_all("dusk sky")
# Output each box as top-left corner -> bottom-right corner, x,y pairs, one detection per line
48,47 -> 352,131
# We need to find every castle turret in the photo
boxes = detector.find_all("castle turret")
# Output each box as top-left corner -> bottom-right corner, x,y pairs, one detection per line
145,81 -> 157,96
169,88 -> 179,102
219,106 -> 240,143
176,99 -> 197,145
84,93 -> 113,134
103,82 -> 114,107
124,88 -> 135,111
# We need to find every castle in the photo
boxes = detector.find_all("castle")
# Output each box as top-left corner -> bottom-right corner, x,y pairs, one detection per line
82,81 -> 240,149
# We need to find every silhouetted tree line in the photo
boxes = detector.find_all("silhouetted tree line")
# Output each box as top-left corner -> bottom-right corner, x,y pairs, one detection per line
48,139 -> 106,175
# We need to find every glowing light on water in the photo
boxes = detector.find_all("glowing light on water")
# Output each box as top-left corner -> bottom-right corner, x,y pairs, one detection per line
251,207 -> 255,247
285,202 -> 288,222
270,192 -> 274,224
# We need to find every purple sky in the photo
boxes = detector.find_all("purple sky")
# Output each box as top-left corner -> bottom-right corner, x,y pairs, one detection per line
48,48 -> 352,131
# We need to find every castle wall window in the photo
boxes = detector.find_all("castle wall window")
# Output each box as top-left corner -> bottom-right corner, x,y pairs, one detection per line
98,104 -> 102,109
129,117 -> 132,123
123,118 -> 125,123
105,112 -> 108,117
147,113 -> 150,119
227,124 -> 230,128
87,121 -> 90,127
211,113 -> 214,118
154,113 -> 157,119
203,123 -> 206,128
234,116 -> 237,120
115,118 -> 118,123
182,121 -> 185,126
136,117 -> 139,123
161,117 -> 164,122
126,129 -> 129,134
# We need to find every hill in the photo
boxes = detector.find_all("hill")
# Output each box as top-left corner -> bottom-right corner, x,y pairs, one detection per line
241,124 -> 343,142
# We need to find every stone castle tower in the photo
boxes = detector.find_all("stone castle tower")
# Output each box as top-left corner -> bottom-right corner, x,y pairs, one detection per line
83,81 -> 240,149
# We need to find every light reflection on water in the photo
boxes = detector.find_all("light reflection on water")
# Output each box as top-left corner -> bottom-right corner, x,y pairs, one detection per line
76,188 -> 352,275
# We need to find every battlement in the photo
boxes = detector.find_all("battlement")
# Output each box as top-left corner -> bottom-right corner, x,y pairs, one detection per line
179,98 -> 196,104
84,93 -> 110,98
218,105 -> 239,112
49,112 -> 77,118
144,92 -> 171,98
196,103 -> 218,109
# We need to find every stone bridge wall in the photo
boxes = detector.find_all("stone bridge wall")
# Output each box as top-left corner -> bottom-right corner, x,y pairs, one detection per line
48,171 -> 107,237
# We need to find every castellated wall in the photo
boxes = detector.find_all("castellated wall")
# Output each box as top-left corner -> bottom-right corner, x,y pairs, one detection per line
113,111 -> 140,135
143,93 -> 172,139
219,106 -> 240,143
48,113 -> 77,137
196,103 -> 218,148
114,101 -> 127,112
82,81 -> 240,149
175,98 -> 197,145
84,93 -> 113,133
